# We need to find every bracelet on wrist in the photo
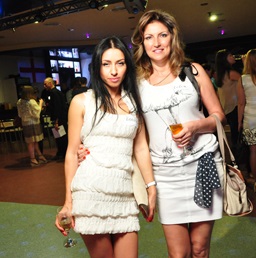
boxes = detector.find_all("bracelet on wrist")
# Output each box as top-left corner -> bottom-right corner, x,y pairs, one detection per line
145,181 -> 157,189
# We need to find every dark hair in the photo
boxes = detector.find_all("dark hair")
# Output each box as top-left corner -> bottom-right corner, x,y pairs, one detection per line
215,49 -> 233,87
91,36 -> 143,126
80,77 -> 87,86
201,63 -> 211,71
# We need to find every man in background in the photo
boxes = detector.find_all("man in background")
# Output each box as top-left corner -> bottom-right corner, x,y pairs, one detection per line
44,77 -> 68,160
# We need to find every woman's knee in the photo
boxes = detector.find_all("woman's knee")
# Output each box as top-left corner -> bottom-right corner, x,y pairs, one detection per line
191,242 -> 209,258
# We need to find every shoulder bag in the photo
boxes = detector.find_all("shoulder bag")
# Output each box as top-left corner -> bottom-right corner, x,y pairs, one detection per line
212,114 -> 253,216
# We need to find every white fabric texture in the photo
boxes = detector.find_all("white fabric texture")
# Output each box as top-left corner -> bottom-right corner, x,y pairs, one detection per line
71,90 -> 140,234
138,77 -> 224,224
241,74 -> 256,130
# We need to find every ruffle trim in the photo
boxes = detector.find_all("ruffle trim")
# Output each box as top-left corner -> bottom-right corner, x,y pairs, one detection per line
73,214 -> 140,235
71,160 -> 133,194
72,191 -> 139,217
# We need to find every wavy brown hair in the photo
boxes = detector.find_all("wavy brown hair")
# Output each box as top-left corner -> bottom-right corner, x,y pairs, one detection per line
131,9 -> 187,80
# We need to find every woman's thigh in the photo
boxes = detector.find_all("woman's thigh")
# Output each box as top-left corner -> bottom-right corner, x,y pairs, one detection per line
112,232 -> 138,258
189,220 -> 215,257
81,234 -> 114,258
162,224 -> 191,258
81,232 -> 138,258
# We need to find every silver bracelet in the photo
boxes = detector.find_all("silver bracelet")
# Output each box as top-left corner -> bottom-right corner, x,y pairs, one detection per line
145,181 -> 157,189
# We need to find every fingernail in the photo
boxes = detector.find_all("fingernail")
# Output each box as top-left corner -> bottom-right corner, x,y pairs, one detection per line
147,216 -> 152,222
83,156 -> 86,160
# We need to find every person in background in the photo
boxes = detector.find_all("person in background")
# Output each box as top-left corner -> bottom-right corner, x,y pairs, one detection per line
33,86 -> 44,153
71,77 -> 88,98
201,63 -> 218,117
66,78 -> 77,105
55,36 -> 156,258
44,77 -> 68,161
202,63 -> 217,91
17,86 -> 47,167
237,49 -> 256,191
215,49 -> 240,151
78,9 -> 226,258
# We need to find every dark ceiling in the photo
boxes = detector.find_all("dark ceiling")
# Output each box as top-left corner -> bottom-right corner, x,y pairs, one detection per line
0,0 -> 61,17
0,0 -> 255,62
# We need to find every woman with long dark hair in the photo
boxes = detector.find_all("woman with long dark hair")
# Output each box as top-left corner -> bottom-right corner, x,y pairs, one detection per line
215,49 -> 241,149
55,36 -> 156,258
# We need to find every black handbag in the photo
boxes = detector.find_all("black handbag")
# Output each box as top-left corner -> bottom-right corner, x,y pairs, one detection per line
13,116 -> 22,128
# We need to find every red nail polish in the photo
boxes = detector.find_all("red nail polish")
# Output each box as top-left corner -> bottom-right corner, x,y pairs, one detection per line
83,156 -> 86,160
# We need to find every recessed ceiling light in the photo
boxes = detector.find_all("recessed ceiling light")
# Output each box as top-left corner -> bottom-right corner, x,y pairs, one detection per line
68,28 -> 75,32
208,12 -> 218,22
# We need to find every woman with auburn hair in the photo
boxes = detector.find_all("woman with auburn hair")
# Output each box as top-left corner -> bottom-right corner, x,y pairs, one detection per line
131,9 -> 225,258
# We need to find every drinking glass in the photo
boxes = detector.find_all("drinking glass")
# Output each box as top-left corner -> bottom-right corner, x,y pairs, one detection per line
56,206 -> 77,248
169,115 -> 191,158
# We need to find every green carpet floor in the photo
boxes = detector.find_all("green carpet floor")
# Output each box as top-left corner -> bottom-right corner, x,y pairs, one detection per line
0,202 -> 255,258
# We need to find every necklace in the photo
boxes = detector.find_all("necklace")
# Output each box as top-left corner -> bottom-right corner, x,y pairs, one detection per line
149,71 -> 171,86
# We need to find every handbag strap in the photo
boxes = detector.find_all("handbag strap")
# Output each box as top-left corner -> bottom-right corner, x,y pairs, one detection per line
211,114 -> 237,166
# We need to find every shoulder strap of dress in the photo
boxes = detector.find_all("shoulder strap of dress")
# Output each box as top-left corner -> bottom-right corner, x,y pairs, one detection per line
83,90 -> 96,113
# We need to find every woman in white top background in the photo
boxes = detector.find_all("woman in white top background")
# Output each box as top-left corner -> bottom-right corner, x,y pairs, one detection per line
238,49 -> 256,192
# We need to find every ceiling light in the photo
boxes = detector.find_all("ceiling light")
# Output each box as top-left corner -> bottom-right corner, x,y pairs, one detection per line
89,1 -> 108,11
89,1 -> 99,9
208,12 -> 218,22
220,29 -> 225,35
123,0 -> 148,14
34,14 -> 45,24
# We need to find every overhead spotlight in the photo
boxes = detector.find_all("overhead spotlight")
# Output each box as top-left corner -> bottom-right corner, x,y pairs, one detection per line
89,0 -> 99,9
208,12 -> 218,22
34,14 -> 45,23
89,0 -> 108,11
123,0 -> 148,14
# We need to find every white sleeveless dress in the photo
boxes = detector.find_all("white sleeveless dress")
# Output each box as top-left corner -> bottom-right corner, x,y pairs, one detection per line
241,74 -> 256,145
71,90 -> 140,234
138,77 -> 224,224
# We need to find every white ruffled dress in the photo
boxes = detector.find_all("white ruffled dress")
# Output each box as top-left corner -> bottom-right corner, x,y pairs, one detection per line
71,90 -> 140,234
